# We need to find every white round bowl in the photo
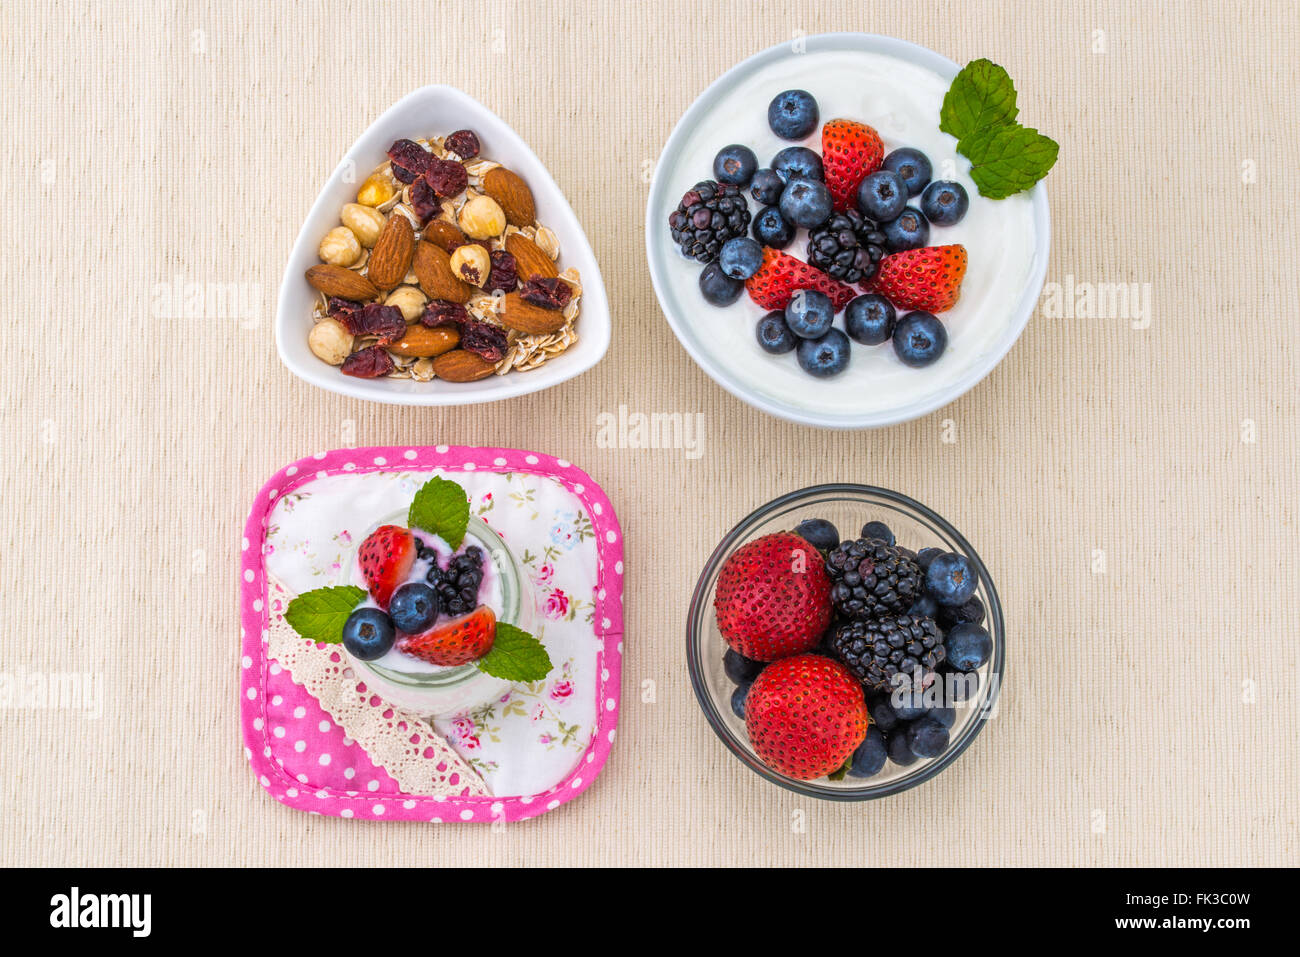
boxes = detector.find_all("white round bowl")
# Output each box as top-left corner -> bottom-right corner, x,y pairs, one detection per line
645,34 -> 1051,429
276,85 -> 610,406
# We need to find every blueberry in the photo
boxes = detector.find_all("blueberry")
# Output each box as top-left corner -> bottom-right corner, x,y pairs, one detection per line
718,237 -> 764,279
860,520 -> 894,545
905,718 -> 950,758
730,682 -> 751,720
341,607 -> 395,661
749,168 -> 784,206
946,622 -> 992,672
925,551 -> 978,606
867,695 -> 900,732
856,169 -> 908,222
752,311 -> 795,354
388,582 -> 439,634
942,668 -> 980,703
920,180 -> 969,226
847,727 -> 888,778
713,144 -> 758,188
892,311 -> 947,367
767,89 -> 819,140
882,206 -> 930,252
921,703 -> 956,728
751,205 -> 795,248
917,547 -> 944,570
844,294 -> 896,345
881,147 -> 932,197
794,517 -> 840,552
699,261 -> 744,306
893,696 -> 927,721
779,177 -> 832,228
797,329 -> 851,377
907,595 -> 939,619
886,731 -> 919,766
784,289 -> 834,339
724,648 -> 764,685
771,146 -> 824,183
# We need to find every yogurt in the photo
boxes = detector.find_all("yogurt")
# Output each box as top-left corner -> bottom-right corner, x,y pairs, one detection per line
655,50 -> 1038,421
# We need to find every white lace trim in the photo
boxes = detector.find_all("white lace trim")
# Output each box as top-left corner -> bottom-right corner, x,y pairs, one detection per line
266,575 -> 488,798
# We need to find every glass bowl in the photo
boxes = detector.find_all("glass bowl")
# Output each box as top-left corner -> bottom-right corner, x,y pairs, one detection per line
686,484 -> 1004,799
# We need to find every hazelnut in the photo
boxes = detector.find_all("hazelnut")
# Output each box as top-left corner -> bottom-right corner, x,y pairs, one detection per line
457,194 -> 506,239
341,203 -> 386,247
357,174 -> 396,207
308,318 -> 354,365
384,285 -> 428,322
450,243 -> 491,287
318,226 -> 361,266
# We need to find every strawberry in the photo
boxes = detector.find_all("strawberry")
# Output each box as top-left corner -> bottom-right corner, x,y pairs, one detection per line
714,531 -> 831,662
397,605 -> 496,666
867,244 -> 968,313
745,248 -> 856,312
745,654 -> 868,780
357,524 -> 417,609
821,119 -> 884,212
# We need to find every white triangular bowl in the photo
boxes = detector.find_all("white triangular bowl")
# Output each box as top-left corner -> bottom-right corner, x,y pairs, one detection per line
275,86 -> 610,405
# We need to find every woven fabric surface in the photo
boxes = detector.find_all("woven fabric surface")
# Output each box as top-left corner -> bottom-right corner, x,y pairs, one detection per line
0,0 -> 1296,866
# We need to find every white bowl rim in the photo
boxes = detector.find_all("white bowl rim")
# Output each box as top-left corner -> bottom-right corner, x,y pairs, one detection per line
275,84 -> 611,406
644,32 -> 1052,429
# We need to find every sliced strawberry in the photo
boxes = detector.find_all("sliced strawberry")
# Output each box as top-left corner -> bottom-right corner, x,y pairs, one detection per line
745,248 -> 856,312
357,524 -> 417,609
821,119 -> 884,212
867,244 -> 968,313
397,606 -> 496,666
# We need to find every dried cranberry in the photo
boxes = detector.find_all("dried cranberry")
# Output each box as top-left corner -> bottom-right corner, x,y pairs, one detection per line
410,175 -> 441,223
425,158 -> 468,197
421,300 -> 470,328
341,346 -> 396,379
519,277 -> 573,310
459,319 -> 508,363
444,129 -> 481,160
327,297 -> 363,330
485,251 -> 518,293
355,303 -> 407,344
387,139 -> 434,184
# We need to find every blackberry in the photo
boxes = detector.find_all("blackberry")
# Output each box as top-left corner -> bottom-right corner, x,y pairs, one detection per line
825,537 -> 922,621
426,546 -> 485,617
829,615 -> 946,693
668,181 -> 752,264
806,210 -> 886,284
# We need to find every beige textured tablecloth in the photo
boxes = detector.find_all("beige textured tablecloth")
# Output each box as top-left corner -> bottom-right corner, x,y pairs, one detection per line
2,0 -> 1296,867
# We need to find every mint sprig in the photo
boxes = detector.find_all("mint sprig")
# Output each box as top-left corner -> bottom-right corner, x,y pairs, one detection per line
407,476 -> 469,550
284,585 -> 366,643
476,623 -> 553,682
940,58 -> 1057,198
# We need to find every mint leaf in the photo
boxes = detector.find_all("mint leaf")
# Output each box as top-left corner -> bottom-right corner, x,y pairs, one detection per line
476,623 -> 553,682
939,58 -> 1018,142
284,585 -> 366,643
407,476 -> 469,550
961,124 -> 1059,199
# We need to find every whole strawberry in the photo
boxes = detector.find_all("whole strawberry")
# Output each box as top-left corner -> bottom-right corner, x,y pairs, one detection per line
714,531 -> 831,661
745,248 -> 857,312
868,244 -> 968,313
357,524 -> 417,609
397,605 -> 496,666
822,119 -> 884,212
745,654 -> 868,779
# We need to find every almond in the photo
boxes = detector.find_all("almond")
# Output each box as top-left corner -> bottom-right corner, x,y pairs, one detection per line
412,241 -> 473,304
433,349 -> 496,382
483,167 -> 536,227
305,264 -> 378,301
422,220 -> 466,253
366,213 -> 415,290
504,233 -> 557,281
502,292 -> 568,335
389,324 -> 461,358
